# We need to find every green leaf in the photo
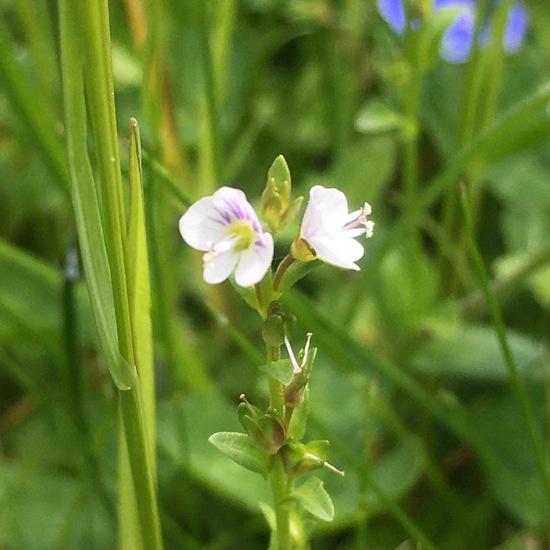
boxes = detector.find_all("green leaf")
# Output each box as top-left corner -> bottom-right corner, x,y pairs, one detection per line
412,324 -> 545,382
285,476 -> 334,522
127,117 -> 156,463
209,432 -> 270,475
158,396 -> 272,511
468,389 -> 550,527
355,99 -> 403,134
259,359 -> 294,385
59,0 -> 131,390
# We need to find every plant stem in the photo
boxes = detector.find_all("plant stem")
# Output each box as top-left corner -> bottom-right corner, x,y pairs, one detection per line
270,455 -> 291,550
273,255 -> 295,294
266,341 -> 292,548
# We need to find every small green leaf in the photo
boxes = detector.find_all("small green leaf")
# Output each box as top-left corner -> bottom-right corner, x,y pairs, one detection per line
259,359 -> 294,385
355,99 -> 403,134
209,432 -> 270,475
284,476 -> 334,522
267,154 -> 291,193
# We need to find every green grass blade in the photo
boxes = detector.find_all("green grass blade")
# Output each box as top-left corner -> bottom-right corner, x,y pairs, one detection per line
81,0 -> 134,363
58,0 -> 131,391
459,184 -> 550,500
127,118 -> 156,466
0,14 -> 69,195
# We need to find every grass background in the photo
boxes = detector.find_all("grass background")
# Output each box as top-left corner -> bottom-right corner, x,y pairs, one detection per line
1,0 -> 550,548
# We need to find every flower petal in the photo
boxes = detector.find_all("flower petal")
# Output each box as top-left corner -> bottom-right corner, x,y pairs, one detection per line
213,186 -> 262,231
433,0 -> 474,9
377,0 -> 406,34
440,9 -> 475,63
179,196 -> 229,251
504,3 -> 528,53
203,249 -> 239,284
308,236 -> 364,271
304,186 -> 349,236
234,233 -> 274,287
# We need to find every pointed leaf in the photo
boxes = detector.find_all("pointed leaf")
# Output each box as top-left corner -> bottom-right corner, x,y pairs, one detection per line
284,476 -> 334,522
209,432 -> 270,475
127,118 -> 155,463
59,1 -> 132,390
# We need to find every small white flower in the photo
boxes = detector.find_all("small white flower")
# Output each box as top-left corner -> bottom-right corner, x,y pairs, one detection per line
179,186 -> 274,287
299,185 -> 374,271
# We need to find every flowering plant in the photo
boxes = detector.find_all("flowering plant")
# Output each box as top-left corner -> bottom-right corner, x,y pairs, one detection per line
377,0 -> 528,63
179,156 -> 373,549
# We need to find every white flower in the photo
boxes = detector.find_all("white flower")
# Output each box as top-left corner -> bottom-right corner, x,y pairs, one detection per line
179,187 -> 274,287
298,185 -> 374,271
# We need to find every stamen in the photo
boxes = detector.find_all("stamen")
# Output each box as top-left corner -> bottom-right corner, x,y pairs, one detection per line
284,335 -> 302,373
239,393 -> 258,416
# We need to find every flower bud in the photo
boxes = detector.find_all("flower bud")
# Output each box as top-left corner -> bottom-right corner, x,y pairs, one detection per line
238,402 -> 286,455
261,155 -> 302,232
280,439 -> 330,476
283,345 -> 317,407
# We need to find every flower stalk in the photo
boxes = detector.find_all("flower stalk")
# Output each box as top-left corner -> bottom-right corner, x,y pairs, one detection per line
182,157 -> 371,548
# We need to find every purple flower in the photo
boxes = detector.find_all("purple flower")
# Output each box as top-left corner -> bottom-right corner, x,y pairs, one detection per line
179,187 -> 274,287
377,0 -> 528,63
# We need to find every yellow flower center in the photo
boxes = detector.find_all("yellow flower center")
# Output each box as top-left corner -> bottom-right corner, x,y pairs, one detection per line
230,220 -> 256,252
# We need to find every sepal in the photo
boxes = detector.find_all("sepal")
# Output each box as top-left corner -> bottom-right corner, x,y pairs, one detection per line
238,403 -> 286,455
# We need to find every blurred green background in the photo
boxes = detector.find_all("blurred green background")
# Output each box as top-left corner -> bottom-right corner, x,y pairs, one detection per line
1,0 -> 550,548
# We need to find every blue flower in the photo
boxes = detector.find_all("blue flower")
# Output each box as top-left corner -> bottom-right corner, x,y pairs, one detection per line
377,0 -> 528,63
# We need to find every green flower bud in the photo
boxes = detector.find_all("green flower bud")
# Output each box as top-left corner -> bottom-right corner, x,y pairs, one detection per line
238,401 -> 286,455
280,439 -> 330,476
261,155 -> 302,233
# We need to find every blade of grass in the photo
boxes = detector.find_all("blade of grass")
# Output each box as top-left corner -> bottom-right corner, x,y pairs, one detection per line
343,83 -> 550,322
58,0 -> 130,391
459,183 -> 550,500
59,1 -> 163,547
283,289 -> 537,502
17,0 -> 58,114
0,14 -> 69,196
127,117 -> 156,467
197,0 -> 220,194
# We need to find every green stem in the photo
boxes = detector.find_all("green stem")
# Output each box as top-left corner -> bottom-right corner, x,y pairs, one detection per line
439,0 -> 487,295
459,184 -> 550,501
270,455 -> 292,550
460,247 -> 550,319
273,255 -> 295,294
266,341 -> 292,548
118,379 -> 164,549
